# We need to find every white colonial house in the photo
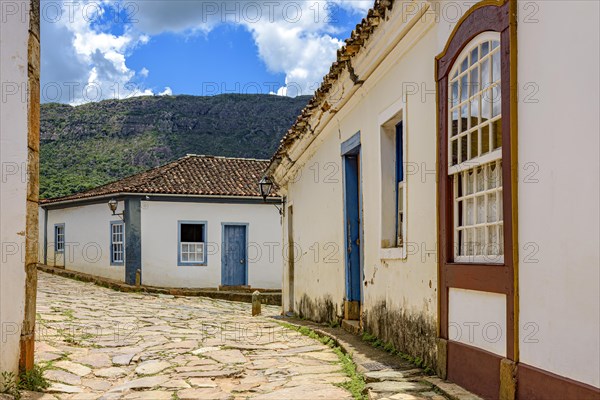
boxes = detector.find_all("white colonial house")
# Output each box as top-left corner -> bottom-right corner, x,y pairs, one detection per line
40,155 -> 283,290
265,1 -> 599,399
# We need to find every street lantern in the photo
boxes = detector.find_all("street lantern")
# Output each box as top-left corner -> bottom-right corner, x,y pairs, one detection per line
258,177 -> 284,216
108,199 -> 125,220
108,199 -> 118,214
259,177 -> 274,201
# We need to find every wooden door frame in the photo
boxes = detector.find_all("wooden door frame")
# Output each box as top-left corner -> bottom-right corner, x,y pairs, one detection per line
286,205 -> 295,312
221,223 -> 249,286
341,132 -> 363,320
436,0 -> 519,397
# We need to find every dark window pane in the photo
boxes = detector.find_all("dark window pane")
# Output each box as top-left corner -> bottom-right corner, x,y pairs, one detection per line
396,122 -> 404,182
492,119 -> 503,149
451,140 -> 458,166
181,224 -> 204,243
470,131 -> 479,159
481,41 -> 490,57
482,124 -> 490,154
460,136 -> 468,163
451,110 -> 459,136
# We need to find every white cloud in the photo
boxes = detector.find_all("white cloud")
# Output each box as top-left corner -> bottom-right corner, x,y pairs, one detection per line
42,0 -> 372,102
130,0 -> 367,96
248,21 -> 343,96
41,1 -> 157,104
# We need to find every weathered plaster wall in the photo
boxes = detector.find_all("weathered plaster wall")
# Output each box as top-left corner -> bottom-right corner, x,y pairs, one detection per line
276,0 -> 599,389
516,0 -> 600,388
280,3 -> 440,365
141,200 -> 282,289
1,0 -> 39,373
44,203 -> 126,282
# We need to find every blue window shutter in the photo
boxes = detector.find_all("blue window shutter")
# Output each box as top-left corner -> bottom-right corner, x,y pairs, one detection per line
396,122 -> 404,183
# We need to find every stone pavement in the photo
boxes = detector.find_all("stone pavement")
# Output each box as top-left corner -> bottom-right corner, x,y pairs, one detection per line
280,320 -> 481,400
32,272 -> 350,399
28,272 -> 476,400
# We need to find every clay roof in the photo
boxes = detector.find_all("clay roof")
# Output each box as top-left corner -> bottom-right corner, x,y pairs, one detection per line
42,155 -> 273,204
268,0 -> 396,173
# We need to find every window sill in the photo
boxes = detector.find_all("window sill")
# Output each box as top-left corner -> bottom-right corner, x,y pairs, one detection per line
178,263 -> 208,267
380,247 -> 406,260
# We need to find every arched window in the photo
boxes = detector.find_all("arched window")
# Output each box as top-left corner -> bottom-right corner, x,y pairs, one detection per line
436,1 -> 518,393
448,32 -> 503,263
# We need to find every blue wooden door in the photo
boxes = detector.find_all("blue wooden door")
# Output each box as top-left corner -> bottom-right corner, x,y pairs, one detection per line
222,225 -> 247,286
343,154 -> 362,302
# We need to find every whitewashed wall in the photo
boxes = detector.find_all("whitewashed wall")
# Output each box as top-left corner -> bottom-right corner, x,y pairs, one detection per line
141,200 -> 282,289
282,136 -> 347,316
0,1 -> 31,374
279,0 -> 600,381
517,0 -> 600,388
280,4 -> 440,349
44,203 -> 126,282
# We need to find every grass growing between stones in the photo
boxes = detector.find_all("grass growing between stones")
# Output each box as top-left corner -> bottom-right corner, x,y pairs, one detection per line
18,364 -> 51,393
361,332 -> 435,375
278,322 -> 367,400
0,365 -> 50,400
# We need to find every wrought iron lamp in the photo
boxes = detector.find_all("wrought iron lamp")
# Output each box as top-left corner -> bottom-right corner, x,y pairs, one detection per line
108,199 -> 125,221
259,177 -> 283,216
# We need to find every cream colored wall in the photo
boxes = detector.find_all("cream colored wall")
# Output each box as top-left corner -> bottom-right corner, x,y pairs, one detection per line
516,0 -> 600,387
449,289 -> 506,356
281,135 -> 347,315
277,0 -> 600,387
0,2 -> 31,373
44,203 -> 126,282
281,5 -> 440,327
141,200 -> 282,289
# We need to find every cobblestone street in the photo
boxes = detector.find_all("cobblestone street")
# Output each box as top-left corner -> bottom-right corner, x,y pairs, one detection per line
33,272 -> 353,399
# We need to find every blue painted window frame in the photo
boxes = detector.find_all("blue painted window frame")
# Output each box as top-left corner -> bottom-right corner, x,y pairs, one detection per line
396,122 -> 404,183
395,122 -> 404,245
110,221 -> 125,266
177,220 -> 208,267
54,223 -> 65,253
220,223 -> 250,286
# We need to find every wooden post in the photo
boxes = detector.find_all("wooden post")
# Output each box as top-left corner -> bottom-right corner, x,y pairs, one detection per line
252,291 -> 261,316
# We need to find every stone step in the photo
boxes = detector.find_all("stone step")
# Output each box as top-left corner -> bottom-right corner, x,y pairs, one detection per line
342,319 -> 361,335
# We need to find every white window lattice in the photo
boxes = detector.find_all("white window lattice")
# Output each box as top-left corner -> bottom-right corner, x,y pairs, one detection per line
55,225 -> 65,252
180,242 -> 205,263
111,223 -> 124,263
449,33 -> 504,263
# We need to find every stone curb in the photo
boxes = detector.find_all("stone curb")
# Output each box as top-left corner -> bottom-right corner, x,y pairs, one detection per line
37,264 -> 282,306
278,318 -> 481,400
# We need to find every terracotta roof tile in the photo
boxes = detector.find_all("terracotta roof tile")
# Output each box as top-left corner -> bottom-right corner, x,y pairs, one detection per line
43,155 -> 273,204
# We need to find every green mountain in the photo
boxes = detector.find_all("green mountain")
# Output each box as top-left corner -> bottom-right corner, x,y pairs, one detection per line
40,94 -> 310,199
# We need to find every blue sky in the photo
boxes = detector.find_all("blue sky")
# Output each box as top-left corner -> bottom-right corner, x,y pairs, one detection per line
41,1 -> 371,104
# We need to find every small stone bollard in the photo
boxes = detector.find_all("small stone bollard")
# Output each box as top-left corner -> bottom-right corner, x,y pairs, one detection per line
135,269 -> 141,287
252,291 -> 261,316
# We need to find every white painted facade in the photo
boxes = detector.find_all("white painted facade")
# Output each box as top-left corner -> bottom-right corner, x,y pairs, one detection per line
0,1 -> 32,374
43,202 -> 126,282
141,200 -> 282,289
277,2 -> 442,364
41,198 -> 282,289
271,0 -> 600,393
